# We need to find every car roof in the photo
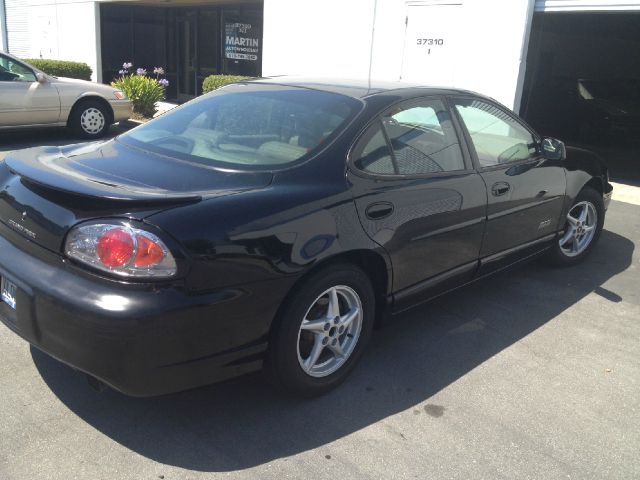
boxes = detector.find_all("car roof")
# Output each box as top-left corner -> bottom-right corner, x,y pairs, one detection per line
250,76 -> 480,100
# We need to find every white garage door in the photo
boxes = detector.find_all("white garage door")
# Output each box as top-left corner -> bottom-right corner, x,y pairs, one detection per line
4,0 -> 30,57
535,0 -> 640,11
399,3 -> 462,86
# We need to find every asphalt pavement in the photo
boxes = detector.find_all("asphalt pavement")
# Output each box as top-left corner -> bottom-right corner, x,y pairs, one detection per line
0,129 -> 638,480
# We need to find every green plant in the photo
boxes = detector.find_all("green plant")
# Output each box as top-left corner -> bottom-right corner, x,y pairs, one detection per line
112,75 -> 165,118
202,75 -> 251,94
24,59 -> 92,80
111,62 -> 168,118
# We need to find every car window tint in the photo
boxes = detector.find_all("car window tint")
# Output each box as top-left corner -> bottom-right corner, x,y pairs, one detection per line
383,99 -> 465,174
353,122 -> 395,175
0,55 -> 35,82
354,99 -> 465,176
454,99 -> 537,167
120,86 -> 359,169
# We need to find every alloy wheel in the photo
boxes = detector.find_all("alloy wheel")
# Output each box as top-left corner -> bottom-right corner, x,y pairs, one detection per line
559,201 -> 597,257
296,285 -> 363,378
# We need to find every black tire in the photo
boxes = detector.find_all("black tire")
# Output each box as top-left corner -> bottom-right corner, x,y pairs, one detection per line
548,186 -> 604,267
266,264 -> 375,397
69,100 -> 111,139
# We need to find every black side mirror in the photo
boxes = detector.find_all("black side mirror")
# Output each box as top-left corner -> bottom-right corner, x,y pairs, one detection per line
540,137 -> 566,161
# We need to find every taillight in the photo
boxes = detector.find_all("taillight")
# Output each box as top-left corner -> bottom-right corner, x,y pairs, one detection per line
65,223 -> 177,278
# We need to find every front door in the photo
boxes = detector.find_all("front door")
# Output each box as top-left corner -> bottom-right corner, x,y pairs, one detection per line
348,96 -> 487,311
451,96 -> 566,273
0,54 -> 60,127
176,13 -> 197,102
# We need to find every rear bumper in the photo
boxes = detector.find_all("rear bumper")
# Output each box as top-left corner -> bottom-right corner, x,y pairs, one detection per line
0,226 -> 282,396
109,99 -> 132,123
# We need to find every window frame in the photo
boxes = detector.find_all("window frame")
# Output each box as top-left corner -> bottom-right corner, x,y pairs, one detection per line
448,94 -> 543,172
348,95 -> 475,181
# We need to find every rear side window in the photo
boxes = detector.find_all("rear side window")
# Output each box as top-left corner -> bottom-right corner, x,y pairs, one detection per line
353,98 -> 466,176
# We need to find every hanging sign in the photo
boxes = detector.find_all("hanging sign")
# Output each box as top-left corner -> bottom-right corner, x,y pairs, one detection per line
224,22 -> 259,61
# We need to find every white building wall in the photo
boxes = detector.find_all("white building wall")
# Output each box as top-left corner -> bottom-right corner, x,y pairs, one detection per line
6,0 -> 100,81
262,0 -> 535,111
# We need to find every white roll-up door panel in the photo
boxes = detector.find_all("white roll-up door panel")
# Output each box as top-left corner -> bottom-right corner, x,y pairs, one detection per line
535,0 -> 640,11
5,0 -> 30,57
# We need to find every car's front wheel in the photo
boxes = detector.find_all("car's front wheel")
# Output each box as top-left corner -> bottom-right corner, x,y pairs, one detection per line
70,100 -> 110,139
549,186 -> 604,266
267,264 -> 375,397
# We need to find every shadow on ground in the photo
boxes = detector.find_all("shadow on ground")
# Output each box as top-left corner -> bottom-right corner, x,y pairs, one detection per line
31,230 -> 633,472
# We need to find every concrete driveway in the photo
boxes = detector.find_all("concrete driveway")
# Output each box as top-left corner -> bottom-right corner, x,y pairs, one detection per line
0,131 -> 638,480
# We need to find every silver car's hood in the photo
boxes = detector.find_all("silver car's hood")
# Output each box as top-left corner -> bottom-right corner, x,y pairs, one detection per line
52,76 -> 119,96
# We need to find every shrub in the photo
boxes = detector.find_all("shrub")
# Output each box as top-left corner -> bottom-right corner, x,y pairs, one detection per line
24,59 -> 92,80
111,62 -> 168,118
112,75 -> 165,118
202,75 -> 251,94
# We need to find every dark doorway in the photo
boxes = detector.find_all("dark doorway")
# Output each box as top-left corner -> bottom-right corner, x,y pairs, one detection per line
521,12 -> 640,185
100,2 -> 263,102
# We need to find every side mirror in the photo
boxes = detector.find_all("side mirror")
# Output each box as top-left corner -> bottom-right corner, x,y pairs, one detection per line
540,137 -> 566,161
35,72 -> 47,83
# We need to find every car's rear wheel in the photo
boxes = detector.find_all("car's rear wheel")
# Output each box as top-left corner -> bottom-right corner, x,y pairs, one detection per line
70,100 -> 110,139
266,264 -> 375,397
549,186 -> 604,266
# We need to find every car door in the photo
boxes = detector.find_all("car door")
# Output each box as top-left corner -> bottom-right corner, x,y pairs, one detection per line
347,96 -> 487,311
451,96 -> 566,274
0,54 -> 60,127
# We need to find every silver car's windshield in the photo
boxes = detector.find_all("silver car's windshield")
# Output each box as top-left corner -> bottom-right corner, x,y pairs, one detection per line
119,84 -> 360,169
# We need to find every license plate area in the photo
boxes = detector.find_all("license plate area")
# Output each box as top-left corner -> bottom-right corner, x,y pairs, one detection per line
1,276 -> 17,310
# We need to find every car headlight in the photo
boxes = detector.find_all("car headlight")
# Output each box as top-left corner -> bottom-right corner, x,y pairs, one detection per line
65,223 -> 177,278
113,90 -> 127,100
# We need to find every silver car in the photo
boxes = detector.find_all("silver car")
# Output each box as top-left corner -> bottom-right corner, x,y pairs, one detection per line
0,52 -> 131,138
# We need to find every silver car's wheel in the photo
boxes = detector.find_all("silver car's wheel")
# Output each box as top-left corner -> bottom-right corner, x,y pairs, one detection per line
80,107 -> 106,135
559,200 -> 598,257
297,285 -> 363,378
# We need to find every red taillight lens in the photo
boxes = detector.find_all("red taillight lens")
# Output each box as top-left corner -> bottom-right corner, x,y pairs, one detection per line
66,223 -> 177,278
134,234 -> 165,267
97,228 -> 135,267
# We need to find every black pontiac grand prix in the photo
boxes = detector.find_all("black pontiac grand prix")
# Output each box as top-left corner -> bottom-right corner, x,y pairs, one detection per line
0,78 -> 613,397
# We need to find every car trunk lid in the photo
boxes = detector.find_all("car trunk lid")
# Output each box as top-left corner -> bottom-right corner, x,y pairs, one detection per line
0,140 -> 272,252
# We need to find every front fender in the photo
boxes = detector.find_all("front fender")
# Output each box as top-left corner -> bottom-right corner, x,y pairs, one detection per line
562,145 -> 610,217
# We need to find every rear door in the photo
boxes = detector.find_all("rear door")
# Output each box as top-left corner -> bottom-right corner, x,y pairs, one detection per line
348,96 -> 487,310
451,96 -> 566,274
0,54 -> 60,127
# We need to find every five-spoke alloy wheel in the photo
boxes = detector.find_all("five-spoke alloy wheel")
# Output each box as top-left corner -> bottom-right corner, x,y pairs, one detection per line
559,201 -> 598,257
297,285 -> 363,377
550,186 -> 604,266
267,264 -> 375,397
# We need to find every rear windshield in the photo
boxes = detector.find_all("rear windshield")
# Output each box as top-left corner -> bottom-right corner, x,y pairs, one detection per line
119,84 -> 360,170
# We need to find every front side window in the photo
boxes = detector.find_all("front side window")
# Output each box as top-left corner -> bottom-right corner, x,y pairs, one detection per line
120,84 -> 359,169
0,55 -> 36,82
354,98 -> 466,175
454,98 -> 537,167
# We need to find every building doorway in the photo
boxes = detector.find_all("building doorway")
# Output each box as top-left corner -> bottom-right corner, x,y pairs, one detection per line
100,2 -> 263,102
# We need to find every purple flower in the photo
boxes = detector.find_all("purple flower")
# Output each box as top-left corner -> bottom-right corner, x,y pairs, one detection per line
136,68 -> 147,76
118,69 -> 125,75
153,67 -> 165,75
122,62 -> 133,69
158,78 -> 169,87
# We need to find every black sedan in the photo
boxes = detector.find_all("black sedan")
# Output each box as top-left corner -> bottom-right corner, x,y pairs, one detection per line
0,78 -> 613,397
